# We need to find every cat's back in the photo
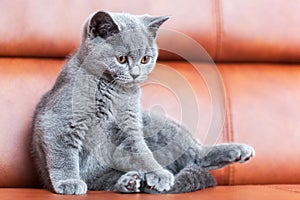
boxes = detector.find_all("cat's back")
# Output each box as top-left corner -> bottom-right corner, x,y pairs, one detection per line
32,57 -> 82,133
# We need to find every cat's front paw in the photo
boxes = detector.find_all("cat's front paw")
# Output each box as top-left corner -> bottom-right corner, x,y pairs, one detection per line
114,171 -> 145,193
145,169 -> 174,192
53,179 -> 87,195
228,144 -> 255,163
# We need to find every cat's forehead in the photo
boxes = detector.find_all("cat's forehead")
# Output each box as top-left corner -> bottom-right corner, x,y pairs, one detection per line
111,13 -> 144,30
106,13 -> 155,53
109,36 -> 156,57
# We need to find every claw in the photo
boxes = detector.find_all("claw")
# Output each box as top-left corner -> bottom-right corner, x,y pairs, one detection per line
235,155 -> 242,161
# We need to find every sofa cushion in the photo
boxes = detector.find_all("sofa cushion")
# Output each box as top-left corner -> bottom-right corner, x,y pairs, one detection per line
1,58 -> 300,187
0,185 -> 300,199
1,0 -> 300,62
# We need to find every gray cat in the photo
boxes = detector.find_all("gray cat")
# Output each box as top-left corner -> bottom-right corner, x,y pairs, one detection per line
31,11 -> 255,195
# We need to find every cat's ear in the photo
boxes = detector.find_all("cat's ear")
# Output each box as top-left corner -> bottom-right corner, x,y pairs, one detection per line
87,11 -> 120,39
142,15 -> 170,38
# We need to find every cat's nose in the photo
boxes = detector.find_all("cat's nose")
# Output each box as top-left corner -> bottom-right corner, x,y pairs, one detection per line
130,67 -> 140,79
131,74 -> 139,79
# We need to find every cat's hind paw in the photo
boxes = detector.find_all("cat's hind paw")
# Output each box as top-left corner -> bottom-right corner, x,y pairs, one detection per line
221,143 -> 255,164
231,144 -> 255,163
53,179 -> 87,195
114,171 -> 145,193
202,143 -> 255,170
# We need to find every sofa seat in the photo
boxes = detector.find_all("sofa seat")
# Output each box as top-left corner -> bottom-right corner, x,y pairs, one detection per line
1,186 -> 300,200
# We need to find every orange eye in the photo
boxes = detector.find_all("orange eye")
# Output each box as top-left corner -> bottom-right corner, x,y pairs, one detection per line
116,56 -> 128,64
141,56 -> 150,64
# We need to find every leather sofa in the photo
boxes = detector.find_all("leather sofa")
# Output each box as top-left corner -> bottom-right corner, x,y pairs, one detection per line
1,0 -> 300,199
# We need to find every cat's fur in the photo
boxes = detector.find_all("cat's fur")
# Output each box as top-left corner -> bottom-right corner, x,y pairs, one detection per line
31,11 -> 255,195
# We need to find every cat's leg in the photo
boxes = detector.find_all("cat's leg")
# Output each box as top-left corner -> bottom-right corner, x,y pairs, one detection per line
142,111 -> 200,172
112,139 -> 174,192
34,124 -> 88,195
47,142 -> 87,195
199,143 -> 255,170
143,166 -> 216,194
142,112 -> 255,171
140,112 -> 216,193
43,145 -> 87,194
111,117 -> 174,192
168,166 -> 216,193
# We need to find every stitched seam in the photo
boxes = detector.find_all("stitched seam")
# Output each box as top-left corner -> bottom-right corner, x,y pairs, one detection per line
217,65 -> 233,185
225,69 -> 235,185
221,110 -> 228,185
214,0 -> 223,60
215,0 -> 235,182
213,0 -> 228,185
227,88 -> 235,185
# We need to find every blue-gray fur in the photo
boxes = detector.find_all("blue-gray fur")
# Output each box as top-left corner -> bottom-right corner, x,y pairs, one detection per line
31,11 -> 255,195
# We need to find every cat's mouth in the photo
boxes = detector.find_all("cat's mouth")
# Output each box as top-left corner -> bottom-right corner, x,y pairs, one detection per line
102,70 -> 117,80
103,70 -> 146,87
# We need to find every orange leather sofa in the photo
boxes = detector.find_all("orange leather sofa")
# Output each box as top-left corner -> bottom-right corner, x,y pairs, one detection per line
1,0 -> 300,199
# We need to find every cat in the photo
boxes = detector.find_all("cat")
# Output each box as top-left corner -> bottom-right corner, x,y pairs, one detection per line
31,11 -> 255,195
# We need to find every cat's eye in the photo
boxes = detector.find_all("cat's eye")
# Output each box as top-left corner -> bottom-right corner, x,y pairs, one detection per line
116,56 -> 128,64
141,56 -> 150,64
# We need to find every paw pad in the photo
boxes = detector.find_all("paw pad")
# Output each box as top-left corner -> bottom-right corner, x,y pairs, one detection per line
115,172 -> 144,193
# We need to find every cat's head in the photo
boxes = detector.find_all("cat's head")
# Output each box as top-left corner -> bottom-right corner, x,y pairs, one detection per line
80,11 -> 169,87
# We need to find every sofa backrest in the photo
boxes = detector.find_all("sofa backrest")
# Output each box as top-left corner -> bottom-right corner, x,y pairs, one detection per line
1,0 -> 300,62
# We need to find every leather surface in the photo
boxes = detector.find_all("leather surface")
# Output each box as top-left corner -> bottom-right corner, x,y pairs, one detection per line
1,2 -> 300,200
0,0 -> 215,59
1,0 -> 300,62
0,185 -> 300,199
0,58 -> 63,187
1,58 -> 300,187
218,63 -> 300,185
216,0 -> 300,62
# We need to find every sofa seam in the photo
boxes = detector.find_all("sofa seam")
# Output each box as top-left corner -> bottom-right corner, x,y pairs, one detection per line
213,0 -> 223,60
224,66 -> 235,185
217,65 -> 234,185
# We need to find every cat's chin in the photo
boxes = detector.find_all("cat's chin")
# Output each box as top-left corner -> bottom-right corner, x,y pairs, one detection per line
114,80 -> 145,89
119,82 -> 142,88
115,77 -> 146,87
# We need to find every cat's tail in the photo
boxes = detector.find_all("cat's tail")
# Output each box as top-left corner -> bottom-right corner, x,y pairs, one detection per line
143,166 -> 216,194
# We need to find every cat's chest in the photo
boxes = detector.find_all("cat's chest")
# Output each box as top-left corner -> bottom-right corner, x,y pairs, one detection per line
95,80 -> 139,120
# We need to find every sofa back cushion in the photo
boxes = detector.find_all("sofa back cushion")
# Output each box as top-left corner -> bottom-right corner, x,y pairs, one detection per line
1,0 -> 300,62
